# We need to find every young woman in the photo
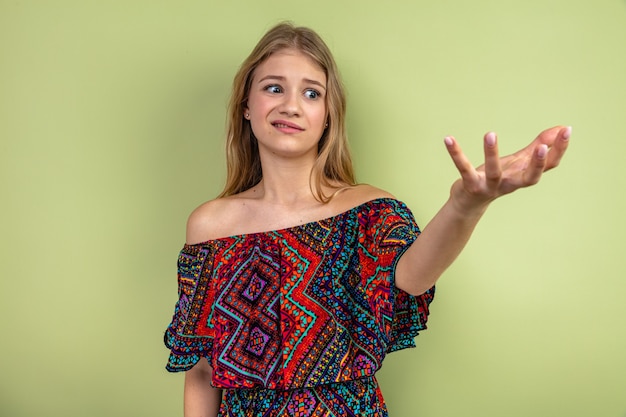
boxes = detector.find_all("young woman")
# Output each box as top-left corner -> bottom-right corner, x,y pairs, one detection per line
164,22 -> 570,416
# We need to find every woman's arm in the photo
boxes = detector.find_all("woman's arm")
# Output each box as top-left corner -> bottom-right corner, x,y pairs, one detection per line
396,126 -> 571,296
184,359 -> 222,417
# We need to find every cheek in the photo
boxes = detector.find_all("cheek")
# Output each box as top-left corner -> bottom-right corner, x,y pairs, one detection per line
249,117 -> 271,137
312,106 -> 327,127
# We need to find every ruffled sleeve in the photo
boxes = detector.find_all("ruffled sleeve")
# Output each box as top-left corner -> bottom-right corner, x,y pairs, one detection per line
363,199 -> 435,354
163,243 -> 217,372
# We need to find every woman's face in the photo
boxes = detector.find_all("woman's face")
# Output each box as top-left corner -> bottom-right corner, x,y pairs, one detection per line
245,48 -> 327,162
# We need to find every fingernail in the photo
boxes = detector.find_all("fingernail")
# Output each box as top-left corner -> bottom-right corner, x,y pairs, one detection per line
537,144 -> 548,159
563,126 -> 572,140
485,132 -> 496,147
444,136 -> 454,146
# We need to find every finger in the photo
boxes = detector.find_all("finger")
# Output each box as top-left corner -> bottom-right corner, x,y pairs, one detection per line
544,126 -> 571,171
535,125 -> 566,146
444,136 -> 479,184
483,132 -> 502,187
523,144 -> 549,185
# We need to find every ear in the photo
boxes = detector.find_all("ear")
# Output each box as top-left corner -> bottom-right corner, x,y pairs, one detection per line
243,102 -> 250,119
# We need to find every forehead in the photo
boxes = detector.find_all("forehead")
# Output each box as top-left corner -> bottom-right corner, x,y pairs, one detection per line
253,49 -> 326,84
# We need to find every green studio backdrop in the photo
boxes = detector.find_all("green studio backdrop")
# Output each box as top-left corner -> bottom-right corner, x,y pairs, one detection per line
1,1 -> 625,416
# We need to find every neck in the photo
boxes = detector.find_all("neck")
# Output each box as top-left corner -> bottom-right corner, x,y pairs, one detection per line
257,173 -> 318,206
252,153 -> 323,206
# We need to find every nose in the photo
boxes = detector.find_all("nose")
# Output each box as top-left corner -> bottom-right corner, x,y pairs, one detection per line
278,92 -> 301,117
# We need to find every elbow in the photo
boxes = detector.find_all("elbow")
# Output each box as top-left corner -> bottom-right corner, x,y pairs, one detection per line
403,283 -> 436,297
395,267 -> 439,296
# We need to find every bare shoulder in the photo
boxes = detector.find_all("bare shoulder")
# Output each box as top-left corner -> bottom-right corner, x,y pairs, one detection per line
332,183 -> 397,212
186,185 -> 398,243
186,197 -> 243,244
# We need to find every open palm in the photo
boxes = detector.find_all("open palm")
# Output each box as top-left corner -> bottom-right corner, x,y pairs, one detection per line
445,125 -> 571,211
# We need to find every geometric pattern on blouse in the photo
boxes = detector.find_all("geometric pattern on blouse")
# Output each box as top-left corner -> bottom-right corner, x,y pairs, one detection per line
164,198 -> 435,393
218,375 -> 389,416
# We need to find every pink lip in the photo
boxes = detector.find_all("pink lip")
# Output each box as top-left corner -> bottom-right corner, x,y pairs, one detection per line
272,119 -> 304,132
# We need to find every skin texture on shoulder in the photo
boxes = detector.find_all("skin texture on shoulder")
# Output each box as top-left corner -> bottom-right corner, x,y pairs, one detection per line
186,183 -> 394,244
186,198 -> 237,244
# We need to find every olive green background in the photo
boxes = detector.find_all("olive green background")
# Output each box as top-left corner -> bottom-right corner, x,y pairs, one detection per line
1,1 -> 625,416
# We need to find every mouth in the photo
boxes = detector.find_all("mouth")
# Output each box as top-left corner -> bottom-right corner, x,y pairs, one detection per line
272,120 -> 304,131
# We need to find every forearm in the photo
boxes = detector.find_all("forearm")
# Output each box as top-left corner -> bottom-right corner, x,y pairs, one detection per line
395,196 -> 489,295
184,360 -> 222,417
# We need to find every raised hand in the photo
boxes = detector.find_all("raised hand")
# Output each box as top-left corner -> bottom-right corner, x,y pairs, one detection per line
444,125 -> 571,213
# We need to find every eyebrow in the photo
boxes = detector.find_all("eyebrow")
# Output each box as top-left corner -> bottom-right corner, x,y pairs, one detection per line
257,75 -> 326,90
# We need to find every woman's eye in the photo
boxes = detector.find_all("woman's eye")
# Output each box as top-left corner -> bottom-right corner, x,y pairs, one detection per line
265,85 -> 282,94
304,89 -> 321,99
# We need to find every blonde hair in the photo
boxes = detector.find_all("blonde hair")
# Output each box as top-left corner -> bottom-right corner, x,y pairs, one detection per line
218,22 -> 355,202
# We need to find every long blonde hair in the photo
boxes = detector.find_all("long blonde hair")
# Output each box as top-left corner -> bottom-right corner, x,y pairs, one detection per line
218,22 -> 355,202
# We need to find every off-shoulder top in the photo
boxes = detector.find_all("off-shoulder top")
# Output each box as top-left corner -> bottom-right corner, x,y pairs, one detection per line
163,198 -> 435,390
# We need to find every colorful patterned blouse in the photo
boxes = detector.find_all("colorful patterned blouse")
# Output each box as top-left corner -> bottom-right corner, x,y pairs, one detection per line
164,198 -> 435,416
